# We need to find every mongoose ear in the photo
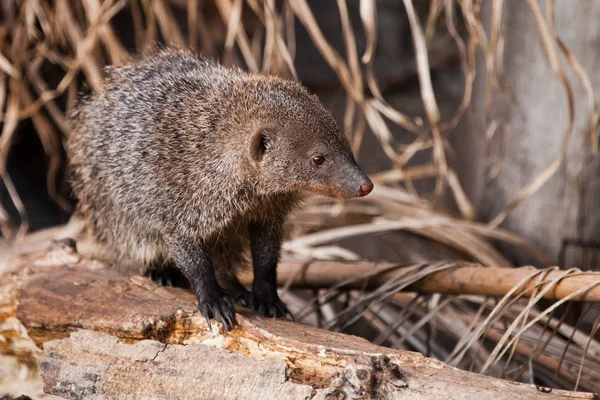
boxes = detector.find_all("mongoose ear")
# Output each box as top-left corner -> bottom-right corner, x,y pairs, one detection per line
249,128 -> 271,162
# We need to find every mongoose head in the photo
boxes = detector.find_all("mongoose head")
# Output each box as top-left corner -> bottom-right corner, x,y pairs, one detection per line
245,79 -> 373,200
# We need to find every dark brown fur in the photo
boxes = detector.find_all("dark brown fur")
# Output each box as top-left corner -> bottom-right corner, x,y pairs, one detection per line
67,49 -> 372,330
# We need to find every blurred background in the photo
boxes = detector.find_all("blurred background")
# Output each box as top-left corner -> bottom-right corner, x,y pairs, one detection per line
1,0 -> 599,392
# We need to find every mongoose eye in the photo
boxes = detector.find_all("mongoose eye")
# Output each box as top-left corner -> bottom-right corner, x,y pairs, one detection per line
312,155 -> 325,165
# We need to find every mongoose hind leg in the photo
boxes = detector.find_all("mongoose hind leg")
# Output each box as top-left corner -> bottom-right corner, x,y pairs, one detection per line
248,219 -> 294,321
169,238 -> 236,331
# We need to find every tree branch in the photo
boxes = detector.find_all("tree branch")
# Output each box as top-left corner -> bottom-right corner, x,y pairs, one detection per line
270,261 -> 600,301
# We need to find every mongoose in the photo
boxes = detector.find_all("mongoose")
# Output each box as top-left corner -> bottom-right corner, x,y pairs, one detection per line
67,49 -> 373,330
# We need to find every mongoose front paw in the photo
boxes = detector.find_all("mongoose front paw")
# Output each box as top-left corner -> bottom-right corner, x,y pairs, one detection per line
199,293 -> 236,331
251,294 -> 294,321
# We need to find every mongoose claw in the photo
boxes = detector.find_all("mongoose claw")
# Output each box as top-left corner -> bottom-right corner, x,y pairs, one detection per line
224,287 -> 252,308
199,294 -> 236,331
145,266 -> 190,289
200,307 -> 214,330
235,294 -> 251,308
284,310 -> 295,322
252,295 -> 295,321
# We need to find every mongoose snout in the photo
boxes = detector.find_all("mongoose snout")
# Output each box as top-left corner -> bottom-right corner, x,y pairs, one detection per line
358,182 -> 374,197
67,48 -> 372,331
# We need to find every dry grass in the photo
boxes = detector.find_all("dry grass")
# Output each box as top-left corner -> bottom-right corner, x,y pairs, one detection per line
0,0 -> 599,393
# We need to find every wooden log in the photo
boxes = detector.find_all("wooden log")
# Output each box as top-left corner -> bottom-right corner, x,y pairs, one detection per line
0,242 -> 597,399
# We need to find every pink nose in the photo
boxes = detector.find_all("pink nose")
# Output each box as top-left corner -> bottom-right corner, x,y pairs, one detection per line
357,182 -> 374,197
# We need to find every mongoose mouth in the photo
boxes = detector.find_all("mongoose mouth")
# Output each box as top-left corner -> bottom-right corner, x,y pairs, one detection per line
305,180 -> 374,200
